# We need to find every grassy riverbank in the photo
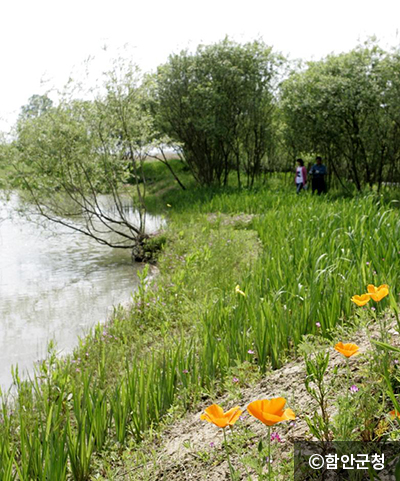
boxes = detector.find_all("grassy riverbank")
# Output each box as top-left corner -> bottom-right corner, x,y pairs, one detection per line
1,161 -> 400,480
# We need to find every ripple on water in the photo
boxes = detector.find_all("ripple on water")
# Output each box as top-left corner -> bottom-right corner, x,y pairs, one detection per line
0,193 -> 163,389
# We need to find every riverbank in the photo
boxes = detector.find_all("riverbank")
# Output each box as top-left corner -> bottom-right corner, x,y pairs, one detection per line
1,163 -> 400,480
0,177 -> 262,479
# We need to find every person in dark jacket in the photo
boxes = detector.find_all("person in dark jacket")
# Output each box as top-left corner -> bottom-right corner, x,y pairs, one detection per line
309,156 -> 327,194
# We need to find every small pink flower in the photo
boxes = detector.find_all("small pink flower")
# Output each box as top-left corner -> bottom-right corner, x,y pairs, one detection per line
247,349 -> 255,354
270,432 -> 282,442
182,369 -> 189,374
366,262 -> 370,266
350,385 -> 359,393
316,322 -> 321,328
232,377 -> 239,383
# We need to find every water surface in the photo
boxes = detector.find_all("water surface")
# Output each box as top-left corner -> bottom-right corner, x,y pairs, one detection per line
0,193 -> 163,389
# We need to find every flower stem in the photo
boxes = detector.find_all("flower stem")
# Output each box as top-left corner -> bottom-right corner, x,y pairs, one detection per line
267,425 -> 271,481
223,428 -> 236,480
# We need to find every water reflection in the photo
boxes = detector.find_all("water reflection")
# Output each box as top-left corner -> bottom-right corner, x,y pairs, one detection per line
0,193 -> 163,389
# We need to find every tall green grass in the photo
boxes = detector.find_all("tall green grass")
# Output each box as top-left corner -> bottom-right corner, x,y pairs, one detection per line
1,187 -> 400,479
198,195 -> 399,372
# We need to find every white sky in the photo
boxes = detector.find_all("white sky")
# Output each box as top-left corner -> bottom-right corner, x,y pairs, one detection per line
2,0 -> 400,132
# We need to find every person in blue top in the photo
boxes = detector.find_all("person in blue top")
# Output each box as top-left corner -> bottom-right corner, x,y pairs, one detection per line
309,156 -> 327,195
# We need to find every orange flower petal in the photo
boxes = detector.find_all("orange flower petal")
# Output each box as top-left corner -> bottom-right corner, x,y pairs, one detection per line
334,342 -> 360,358
200,404 -> 242,429
390,410 -> 400,419
367,284 -> 389,302
375,289 -> 389,301
262,397 -> 287,415
351,294 -> 370,307
261,412 -> 285,426
247,400 -> 266,423
367,284 -> 389,293
204,404 -> 224,418
282,408 -> 296,421
247,398 -> 295,426
225,406 -> 243,425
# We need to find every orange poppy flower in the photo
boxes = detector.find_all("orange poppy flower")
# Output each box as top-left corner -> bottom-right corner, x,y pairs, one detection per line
334,342 -> 360,358
200,404 -> 243,429
247,398 -> 295,427
390,410 -> 400,419
351,294 -> 371,307
367,284 -> 389,302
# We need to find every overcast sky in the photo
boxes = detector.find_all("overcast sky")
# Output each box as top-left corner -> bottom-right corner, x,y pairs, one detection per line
2,0 -> 400,132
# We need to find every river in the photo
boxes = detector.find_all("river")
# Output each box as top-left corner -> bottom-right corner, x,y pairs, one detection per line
0,193 -> 163,390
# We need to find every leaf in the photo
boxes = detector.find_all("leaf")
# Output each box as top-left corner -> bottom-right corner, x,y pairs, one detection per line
395,456 -> 400,481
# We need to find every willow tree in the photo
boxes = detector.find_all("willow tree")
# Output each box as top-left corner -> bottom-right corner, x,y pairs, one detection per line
13,62 -> 156,257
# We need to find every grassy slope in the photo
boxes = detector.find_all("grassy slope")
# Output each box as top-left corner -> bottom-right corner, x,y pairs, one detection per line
118,316 -> 400,480
1,159 -> 400,480
101,161 -> 400,479
92,161 -> 400,479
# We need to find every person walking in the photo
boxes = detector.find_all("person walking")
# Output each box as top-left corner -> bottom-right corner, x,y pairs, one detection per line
295,159 -> 307,194
309,156 -> 327,194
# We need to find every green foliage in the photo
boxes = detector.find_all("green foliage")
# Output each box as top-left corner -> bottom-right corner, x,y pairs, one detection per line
3,182 -> 400,479
6,37 -> 400,480
12,61 -> 155,248
280,41 -> 400,191
303,349 -> 332,441
0,143 -> 18,189
19,94 -> 54,120
139,233 -> 167,263
152,38 -> 281,187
